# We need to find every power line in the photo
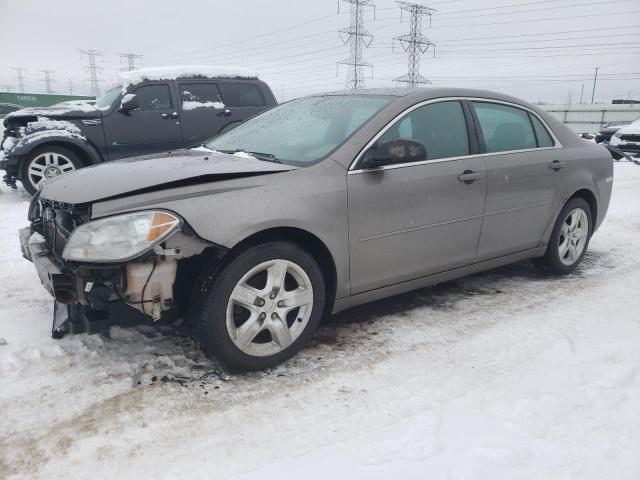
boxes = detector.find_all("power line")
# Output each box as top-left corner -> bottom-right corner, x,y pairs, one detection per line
338,0 -> 376,89
394,2 -> 435,86
11,67 -> 26,92
78,49 -> 103,97
118,52 -> 144,71
39,70 -> 56,94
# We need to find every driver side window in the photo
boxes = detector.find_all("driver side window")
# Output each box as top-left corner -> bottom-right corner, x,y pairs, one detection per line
377,100 -> 470,161
133,84 -> 173,111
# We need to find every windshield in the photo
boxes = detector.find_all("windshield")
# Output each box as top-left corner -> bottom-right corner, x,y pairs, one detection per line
205,95 -> 392,165
95,86 -> 123,110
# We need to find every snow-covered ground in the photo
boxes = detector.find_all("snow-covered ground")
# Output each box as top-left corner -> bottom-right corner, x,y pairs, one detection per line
1,164 -> 639,479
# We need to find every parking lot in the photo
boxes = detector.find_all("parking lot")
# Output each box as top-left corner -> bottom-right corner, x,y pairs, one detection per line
0,161 -> 638,479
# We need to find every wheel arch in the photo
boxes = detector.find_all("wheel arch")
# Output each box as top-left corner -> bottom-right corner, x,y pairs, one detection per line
569,188 -> 598,229
16,135 -> 103,167
230,227 -> 338,317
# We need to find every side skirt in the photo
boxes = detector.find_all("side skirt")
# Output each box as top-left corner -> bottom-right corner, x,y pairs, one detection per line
332,246 -> 546,314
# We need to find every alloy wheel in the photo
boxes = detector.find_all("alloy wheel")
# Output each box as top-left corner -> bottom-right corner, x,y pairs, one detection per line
558,208 -> 589,266
27,152 -> 76,189
225,259 -> 314,357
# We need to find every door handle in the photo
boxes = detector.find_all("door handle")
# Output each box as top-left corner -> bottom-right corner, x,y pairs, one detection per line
161,113 -> 169,119
218,108 -> 232,117
169,111 -> 179,119
458,170 -> 484,184
549,160 -> 566,170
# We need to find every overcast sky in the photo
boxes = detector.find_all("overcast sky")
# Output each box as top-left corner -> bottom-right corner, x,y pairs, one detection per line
1,0 -> 639,104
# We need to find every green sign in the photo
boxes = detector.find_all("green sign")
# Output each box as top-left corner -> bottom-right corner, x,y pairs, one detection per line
0,91 -> 95,108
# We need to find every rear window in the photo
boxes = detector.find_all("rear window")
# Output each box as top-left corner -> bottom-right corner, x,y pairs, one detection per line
180,83 -> 222,106
222,83 -> 266,107
529,113 -> 555,147
473,101 -> 537,153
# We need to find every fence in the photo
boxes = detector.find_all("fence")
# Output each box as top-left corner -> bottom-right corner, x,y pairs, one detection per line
538,104 -> 640,134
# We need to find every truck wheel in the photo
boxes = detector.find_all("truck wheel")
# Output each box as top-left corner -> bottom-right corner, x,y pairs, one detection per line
192,241 -> 325,371
20,145 -> 83,195
533,197 -> 592,274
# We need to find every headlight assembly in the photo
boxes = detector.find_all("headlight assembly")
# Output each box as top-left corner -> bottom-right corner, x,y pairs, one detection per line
62,210 -> 182,262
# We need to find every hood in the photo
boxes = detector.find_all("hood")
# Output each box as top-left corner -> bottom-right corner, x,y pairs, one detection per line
39,148 -> 297,205
616,119 -> 640,135
4,103 -> 101,125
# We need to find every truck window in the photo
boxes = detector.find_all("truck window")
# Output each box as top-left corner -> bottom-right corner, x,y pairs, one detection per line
180,83 -> 223,109
134,84 -> 172,111
222,83 -> 266,107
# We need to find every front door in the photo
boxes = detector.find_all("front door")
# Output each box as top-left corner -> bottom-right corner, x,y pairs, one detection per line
470,100 -> 563,260
103,82 -> 184,160
347,100 -> 487,294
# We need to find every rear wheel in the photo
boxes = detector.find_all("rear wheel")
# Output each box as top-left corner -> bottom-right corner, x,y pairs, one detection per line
20,146 -> 82,195
534,197 -> 592,274
192,241 -> 325,370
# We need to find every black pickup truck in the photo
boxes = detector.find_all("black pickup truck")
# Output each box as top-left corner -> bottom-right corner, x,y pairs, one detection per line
0,66 -> 277,194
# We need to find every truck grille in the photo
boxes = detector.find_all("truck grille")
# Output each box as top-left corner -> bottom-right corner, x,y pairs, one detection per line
620,134 -> 640,142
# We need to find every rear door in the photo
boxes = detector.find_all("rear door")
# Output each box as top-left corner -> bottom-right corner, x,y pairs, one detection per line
347,99 -> 487,294
103,82 -> 183,159
470,100 -> 564,260
219,82 -> 269,128
177,81 -> 227,146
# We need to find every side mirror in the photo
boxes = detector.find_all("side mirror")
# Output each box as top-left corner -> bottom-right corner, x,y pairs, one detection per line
361,138 -> 428,169
119,93 -> 140,112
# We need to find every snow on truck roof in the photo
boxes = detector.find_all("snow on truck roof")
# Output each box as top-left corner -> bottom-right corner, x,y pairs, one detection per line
118,65 -> 259,85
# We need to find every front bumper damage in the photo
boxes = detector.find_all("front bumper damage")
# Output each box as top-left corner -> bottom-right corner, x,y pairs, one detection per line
20,209 -> 224,337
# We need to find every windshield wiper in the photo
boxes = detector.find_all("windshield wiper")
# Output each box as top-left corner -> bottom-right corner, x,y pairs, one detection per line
219,148 -> 281,163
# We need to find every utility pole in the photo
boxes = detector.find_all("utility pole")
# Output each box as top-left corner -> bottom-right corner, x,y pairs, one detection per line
68,79 -> 74,95
78,49 -> 103,97
40,70 -> 56,94
394,2 -> 435,87
591,67 -> 599,104
338,0 -> 375,90
11,67 -> 26,92
579,83 -> 585,104
118,52 -> 144,71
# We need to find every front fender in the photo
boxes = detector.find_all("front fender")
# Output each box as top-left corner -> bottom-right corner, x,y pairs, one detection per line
11,131 -> 103,165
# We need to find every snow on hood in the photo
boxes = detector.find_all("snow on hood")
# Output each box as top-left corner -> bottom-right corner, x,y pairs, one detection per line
5,102 -> 100,121
38,148 -> 296,204
24,117 -> 81,135
616,118 -> 640,135
118,65 -> 259,92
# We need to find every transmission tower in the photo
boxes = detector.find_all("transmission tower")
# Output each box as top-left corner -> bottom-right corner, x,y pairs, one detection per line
338,0 -> 375,90
394,2 -> 435,87
3,85 -> 12,93
68,79 -> 74,95
11,67 -> 26,92
40,70 -> 56,94
119,52 -> 144,71
78,49 -> 103,97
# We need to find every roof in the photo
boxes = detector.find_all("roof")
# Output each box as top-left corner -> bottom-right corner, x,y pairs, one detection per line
118,65 -> 259,86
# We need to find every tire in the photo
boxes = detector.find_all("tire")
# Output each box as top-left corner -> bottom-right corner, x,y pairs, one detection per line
534,197 -> 592,274
192,241 -> 326,371
20,145 -> 83,195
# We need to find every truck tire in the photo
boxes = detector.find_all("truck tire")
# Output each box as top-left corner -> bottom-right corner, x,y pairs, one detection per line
20,145 -> 83,195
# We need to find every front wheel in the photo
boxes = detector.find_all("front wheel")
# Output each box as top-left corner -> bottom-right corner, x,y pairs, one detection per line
534,197 -> 592,274
20,146 -> 83,195
192,241 -> 326,370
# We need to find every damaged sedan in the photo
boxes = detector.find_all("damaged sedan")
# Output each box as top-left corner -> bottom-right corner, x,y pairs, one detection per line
21,88 -> 613,370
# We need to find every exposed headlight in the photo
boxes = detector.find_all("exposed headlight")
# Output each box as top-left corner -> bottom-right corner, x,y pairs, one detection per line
62,211 -> 182,262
